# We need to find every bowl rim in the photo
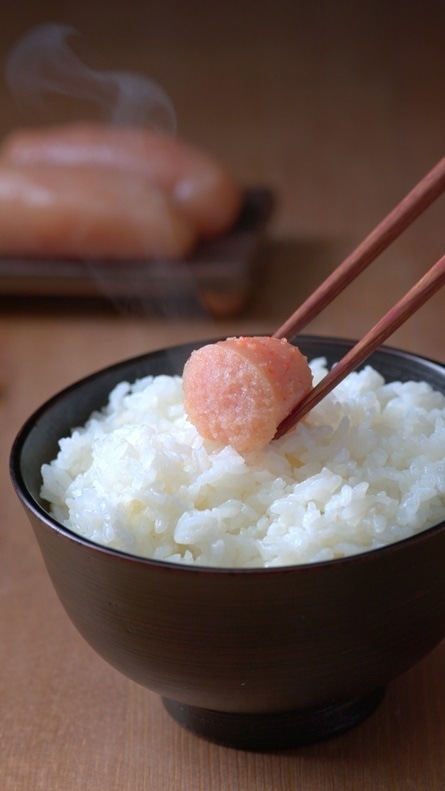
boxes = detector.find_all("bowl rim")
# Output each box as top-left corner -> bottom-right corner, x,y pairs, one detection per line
9,333 -> 445,575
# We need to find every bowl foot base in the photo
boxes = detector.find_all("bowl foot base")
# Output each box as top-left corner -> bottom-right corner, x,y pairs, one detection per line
162,687 -> 385,750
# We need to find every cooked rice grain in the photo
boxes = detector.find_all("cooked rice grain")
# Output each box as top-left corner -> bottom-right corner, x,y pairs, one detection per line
40,358 -> 445,567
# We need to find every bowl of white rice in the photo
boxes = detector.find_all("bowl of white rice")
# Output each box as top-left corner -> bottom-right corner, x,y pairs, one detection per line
10,336 -> 445,750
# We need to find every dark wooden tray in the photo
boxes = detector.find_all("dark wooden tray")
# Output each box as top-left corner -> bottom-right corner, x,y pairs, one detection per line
0,188 -> 274,318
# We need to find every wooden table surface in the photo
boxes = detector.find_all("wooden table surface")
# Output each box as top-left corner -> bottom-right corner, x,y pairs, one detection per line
1,1 -> 444,788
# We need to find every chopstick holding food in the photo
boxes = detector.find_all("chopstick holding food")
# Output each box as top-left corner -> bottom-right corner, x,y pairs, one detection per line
275,253 -> 445,438
183,156 -> 445,449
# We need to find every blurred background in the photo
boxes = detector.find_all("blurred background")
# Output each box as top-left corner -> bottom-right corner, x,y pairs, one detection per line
0,0 -> 443,334
1,6 -> 445,787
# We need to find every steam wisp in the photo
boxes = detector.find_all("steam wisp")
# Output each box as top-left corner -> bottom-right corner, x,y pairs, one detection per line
5,23 -> 176,133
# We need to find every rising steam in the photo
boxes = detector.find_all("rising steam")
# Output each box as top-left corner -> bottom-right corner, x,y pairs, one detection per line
5,23 -> 177,133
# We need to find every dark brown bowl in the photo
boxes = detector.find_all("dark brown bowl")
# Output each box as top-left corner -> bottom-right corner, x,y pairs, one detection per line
9,337 -> 445,750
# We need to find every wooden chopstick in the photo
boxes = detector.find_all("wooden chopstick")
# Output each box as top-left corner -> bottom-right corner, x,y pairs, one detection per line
275,253 -> 445,438
273,156 -> 445,340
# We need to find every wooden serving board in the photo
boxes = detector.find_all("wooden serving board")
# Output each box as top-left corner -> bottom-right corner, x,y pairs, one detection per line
0,188 -> 274,318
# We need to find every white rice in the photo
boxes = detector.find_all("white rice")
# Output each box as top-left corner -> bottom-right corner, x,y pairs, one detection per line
40,358 -> 445,567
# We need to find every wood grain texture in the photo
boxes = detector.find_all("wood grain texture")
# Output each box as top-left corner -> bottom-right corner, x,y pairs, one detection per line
1,0 -> 444,787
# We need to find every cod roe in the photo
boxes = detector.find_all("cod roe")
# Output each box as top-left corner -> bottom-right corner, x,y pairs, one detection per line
182,336 -> 313,453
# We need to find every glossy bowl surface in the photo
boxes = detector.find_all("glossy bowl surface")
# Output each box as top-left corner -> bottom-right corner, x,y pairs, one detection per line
10,336 -> 445,749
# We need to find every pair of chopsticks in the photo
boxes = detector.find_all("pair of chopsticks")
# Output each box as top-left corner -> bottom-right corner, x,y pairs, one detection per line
274,156 -> 445,438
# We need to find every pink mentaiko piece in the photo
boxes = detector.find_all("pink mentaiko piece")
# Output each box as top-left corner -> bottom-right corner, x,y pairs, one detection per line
183,336 -> 313,453
0,163 -> 197,260
1,123 -> 243,239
